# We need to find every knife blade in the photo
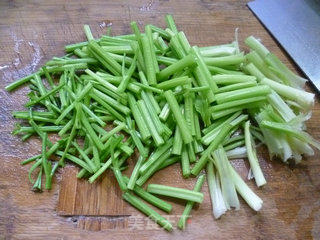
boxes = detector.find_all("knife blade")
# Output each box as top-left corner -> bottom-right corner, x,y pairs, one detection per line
247,0 -> 320,92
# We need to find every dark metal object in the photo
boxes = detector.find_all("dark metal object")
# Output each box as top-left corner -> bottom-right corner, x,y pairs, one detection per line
247,0 -> 320,92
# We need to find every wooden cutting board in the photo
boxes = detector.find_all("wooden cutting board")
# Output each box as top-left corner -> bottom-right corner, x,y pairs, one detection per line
0,0 -> 319,239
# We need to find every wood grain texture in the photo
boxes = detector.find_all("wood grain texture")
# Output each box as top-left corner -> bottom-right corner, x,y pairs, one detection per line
0,0 -> 320,239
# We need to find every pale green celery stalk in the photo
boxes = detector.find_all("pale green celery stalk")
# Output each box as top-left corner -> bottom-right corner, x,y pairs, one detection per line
78,112 -> 101,150
200,46 -> 236,57
41,133 -> 52,190
226,146 -> 247,159
244,62 -> 266,82
130,21 -> 143,48
172,126 -> 183,155
81,103 -> 106,127
131,41 -> 146,73
88,41 -> 122,75
108,52 -> 133,65
194,110 -> 202,140
124,176 -> 172,213
127,119 -> 148,157
245,36 -> 270,59
101,35 -> 133,44
212,102 -> 263,120
85,69 -> 119,94
122,192 -> 173,231
100,45 -> 133,54
139,138 -> 173,175
164,90 -> 192,140
133,82 -> 162,94
156,76 -> 191,90
117,54 -> 137,93
28,159 -> 42,184
127,156 -> 146,190
261,78 -> 314,108
215,81 -> 257,94
141,36 -> 157,85
136,149 -> 172,186
21,155 -> 41,166
72,141 -> 98,172
191,67 -> 212,102
225,156 -> 263,211
264,53 -> 306,88
100,123 -> 126,143
111,142 -> 127,192
83,25 -> 94,41
203,53 -> 244,67
244,121 -> 266,187
289,137 -> 314,158
170,35 -> 186,58
156,55 -> 177,65
13,125 -> 64,135
32,74 -> 57,113
32,166 -> 43,191
215,85 -> 271,104
159,103 -> 170,121
137,100 -> 164,146
88,151 -> 121,183
178,174 -> 205,230
91,88 -> 130,115
165,28 -> 175,37
203,116 -> 230,135
250,127 -> 265,144
149,24 -> 171,40
255,112 -> 285,159
157,36 -> 170,53
267,65 -> 291,86
139,71 -> 161,114
184,93 -> 196,136
224,140 -> 245,151
74,48 -> 89,58
165,14 -> 178,34
210,96 -> 266,112
147,184 -> 204,203
212,146 -> 240,209
157,156 -> 180,170
25,82 -> 65,107
177,31 -> 191,54
212,74 -> 257,85
191,124 -> 233,176
206,161 -> 227,219
164,90 -> 193,144
193,140 -> 204,153
246,51 -> 277,80
146,25 -> 159,73
90,93 -> 125,122
261,120 -> 320,150
56,151 -> 93,173
192,46 -> 218,101
187,142 -> 196,163
46,58 -> 98,66
208,66 -> 245,75
181,145 -> 191,178
127,93 -> 151,140
267,90 -> 296,122
202,111 -> 241,146
65,39 -> 101,52
157,54 -> 196,81
141,91 -> 164,135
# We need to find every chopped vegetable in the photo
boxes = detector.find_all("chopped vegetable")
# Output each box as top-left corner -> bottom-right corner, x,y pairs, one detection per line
6,15 -> 319,232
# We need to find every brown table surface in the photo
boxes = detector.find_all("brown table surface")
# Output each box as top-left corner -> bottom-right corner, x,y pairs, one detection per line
0,0 -> 320,239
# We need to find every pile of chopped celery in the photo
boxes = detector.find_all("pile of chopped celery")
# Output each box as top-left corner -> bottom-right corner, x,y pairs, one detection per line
7,15 -> 320,231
